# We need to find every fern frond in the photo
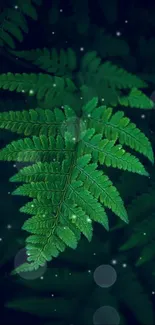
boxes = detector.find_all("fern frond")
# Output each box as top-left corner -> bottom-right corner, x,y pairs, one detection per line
119,88 -> 154,109
0,108 -> 65,136
10,48 -> 77,75
10,162 -> 62,183
79,52 -> 147,89
0,1 -> 41,48
75,154 -> 128,221
10,155 -> 128,221
0,73 -> 76,106
11,262 -> 39,275
80,128 -> 148,176
0,97 -> 153,272
16,0 -> 40,20
20,198 -> 54,215
82,98 -> 154,163
0,134 -> 72,162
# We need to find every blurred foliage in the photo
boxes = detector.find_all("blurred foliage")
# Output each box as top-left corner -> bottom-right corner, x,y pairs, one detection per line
0,0 -> 155,324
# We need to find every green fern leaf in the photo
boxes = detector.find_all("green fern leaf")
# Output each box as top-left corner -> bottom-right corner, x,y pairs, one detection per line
11,262 -> 39,275
10,162 -> 61,183
82,99 -> 154,163
0,108 -> 65,136
17,0 -> 38,20
0,73 -> 76,107
10,48 -> 77,75
19,198 -> 54,215
0,135 -> 69,162
0,30 -> 15,48
80,52 -> 147,89
5,9 -> 29,33
75,155 -> 128,222
80,129 -> 148,176
0,2 -> 41,48
99,61 -> 147,89
119,88 -> 154,109
0,97 -> 153,272
56,226 -> 78,249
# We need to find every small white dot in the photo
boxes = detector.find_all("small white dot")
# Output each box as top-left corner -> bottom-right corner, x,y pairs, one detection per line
122,263 -> 127,268
87,217 -> 91,223
111,259 -> 117,265
60,9 -> 63,12
69,273 -> 71,275
29,89 -> 34,95
8,192 -> 10,194
51,294 -> 54,297
53,83 -> 56,87
72,137 -> 76,141
31,204 -> 34,207
80,97 -> 83,100
52,32 -> 55,35
88,270 -> 91,273
55,274 -> 58,277
93,253 -> 96,256
141,114 -> 145,119
14,5 -> 18,9
101,98 -> 104,101
13,164 -> 16,167
71,215 -> 77,220
116,31 -> 121,36
88,114 -> 91,117
40,276 -> 44,280
0,238 -> 2,242
80,47 -> 84,51
152,291 -> 155,295
22,90 -> 25,93
139,257 -> 142,260
143,232 -> 146,235
7,224 -> 12,229
64,227 -> 66,229
125,20 -> 128,23
54,309 -> 57,311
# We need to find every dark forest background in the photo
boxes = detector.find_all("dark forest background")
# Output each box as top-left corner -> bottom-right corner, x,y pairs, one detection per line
1,0 -> 155,324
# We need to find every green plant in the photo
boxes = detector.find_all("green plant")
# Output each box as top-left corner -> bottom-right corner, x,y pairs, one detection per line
0,72 -> 154,272
0,0 -> 41,49
7,49 -> 154,109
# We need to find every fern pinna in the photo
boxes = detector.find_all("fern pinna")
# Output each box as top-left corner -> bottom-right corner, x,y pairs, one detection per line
0,96 -> 153,273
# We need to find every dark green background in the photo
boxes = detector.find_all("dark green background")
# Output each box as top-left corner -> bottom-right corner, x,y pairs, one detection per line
1,0 -> 155,324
